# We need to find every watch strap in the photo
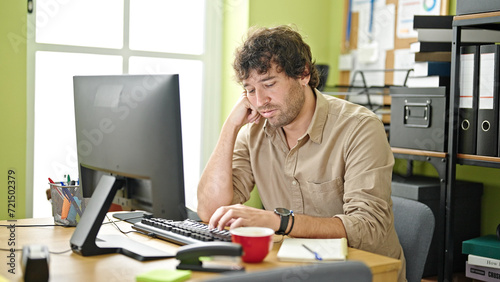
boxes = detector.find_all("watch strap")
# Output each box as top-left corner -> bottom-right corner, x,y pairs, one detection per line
284,211 -> 295,236
276,212 -> 290,235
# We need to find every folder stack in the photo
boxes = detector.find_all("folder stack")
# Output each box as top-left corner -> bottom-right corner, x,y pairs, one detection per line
458,44 -> 500,157
407,15 -> 452,88
412,15 -> 500,45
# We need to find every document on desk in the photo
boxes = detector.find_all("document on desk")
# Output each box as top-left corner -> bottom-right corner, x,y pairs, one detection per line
277,238 -> 348,262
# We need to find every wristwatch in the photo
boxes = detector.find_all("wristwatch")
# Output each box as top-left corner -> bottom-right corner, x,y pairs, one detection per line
274,208 -> 292,235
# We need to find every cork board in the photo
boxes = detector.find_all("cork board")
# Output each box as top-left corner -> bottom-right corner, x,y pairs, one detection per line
339,0 -> 449,87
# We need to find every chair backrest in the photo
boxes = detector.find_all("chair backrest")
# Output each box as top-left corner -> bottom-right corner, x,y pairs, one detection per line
315,64 -> 330,91
204,261 -> 372,282
392,196 -> 435,282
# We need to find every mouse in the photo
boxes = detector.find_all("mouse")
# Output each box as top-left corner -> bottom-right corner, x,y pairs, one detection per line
22,244 -> 50,282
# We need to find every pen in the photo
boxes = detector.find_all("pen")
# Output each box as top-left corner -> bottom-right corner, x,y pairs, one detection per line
48,178 -> 64,199
302,244 -> 323,261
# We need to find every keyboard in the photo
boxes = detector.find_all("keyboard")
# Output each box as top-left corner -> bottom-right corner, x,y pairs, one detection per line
132,218 -> 232,245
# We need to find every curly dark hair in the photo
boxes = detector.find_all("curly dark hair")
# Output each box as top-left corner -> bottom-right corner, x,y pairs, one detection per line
233,25 -> 320,89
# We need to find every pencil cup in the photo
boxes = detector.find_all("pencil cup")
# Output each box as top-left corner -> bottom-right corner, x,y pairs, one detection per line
49,183 -> 86,226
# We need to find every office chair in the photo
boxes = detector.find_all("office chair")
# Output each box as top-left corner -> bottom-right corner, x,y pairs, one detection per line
392,196 -> 435,282
204,261 -> 371,282
315,64 -> 330,91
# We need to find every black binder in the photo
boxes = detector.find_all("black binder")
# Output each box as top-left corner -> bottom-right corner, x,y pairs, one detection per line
458,45 -> 479,155
410,41 -> 452,53
413,15 -> 453,29
476,44 -> 500,157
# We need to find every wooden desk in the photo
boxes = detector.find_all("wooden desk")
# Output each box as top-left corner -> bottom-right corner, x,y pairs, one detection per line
0,215 -> 401,282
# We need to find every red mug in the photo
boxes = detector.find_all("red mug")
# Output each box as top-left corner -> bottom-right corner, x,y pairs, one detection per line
230,227 -> 274,263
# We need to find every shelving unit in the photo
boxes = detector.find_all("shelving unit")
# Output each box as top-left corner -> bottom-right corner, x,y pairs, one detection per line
390,11 -> 500,282
392,147 -> 448,281
446,11 -> 500,282
457,154 -> 500,168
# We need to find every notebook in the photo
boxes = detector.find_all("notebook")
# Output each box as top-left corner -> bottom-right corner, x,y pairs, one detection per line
277,238 -> 348,262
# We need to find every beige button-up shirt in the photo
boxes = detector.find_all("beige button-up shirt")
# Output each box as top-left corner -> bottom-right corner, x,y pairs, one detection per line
231,90 -> 406,281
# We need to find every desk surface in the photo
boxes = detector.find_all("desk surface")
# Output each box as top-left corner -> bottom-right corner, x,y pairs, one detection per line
0,214 -> 401,282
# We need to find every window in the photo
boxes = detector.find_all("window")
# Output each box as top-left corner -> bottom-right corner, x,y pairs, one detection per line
28,0 -> 221,217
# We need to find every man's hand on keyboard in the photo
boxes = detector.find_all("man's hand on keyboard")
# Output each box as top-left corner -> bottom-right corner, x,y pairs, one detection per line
208,204 -> 279,232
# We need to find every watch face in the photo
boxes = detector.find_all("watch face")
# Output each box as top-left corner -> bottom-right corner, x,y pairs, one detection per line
275,207 -> 291,216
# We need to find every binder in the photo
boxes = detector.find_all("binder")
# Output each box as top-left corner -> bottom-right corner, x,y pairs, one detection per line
410,41 -> 452,53
413,61 -> 451,77
417,28 -> 500,43
413,15 -> 500,43
477,44 -> 500,157
414,51 -> 451,62
413,15 -> 453,29
405,75 -> 450,88
458,45 -> 479,155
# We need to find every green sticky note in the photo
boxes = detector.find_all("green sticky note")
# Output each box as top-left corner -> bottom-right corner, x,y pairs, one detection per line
136,269 -> 191,282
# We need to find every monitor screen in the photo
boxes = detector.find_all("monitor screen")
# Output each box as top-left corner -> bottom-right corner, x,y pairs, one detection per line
70,74 -> 187,260
73,74 -> 187,220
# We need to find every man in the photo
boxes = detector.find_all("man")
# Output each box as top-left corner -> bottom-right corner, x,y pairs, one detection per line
197,25 -> 406,281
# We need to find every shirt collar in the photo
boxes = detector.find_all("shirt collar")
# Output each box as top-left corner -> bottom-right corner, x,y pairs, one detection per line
263,88 -> 328,144
307,89 -> 328,144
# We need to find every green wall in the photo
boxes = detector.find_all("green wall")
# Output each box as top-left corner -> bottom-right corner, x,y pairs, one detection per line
248,0 -> 342,75
449,0 -> 457,15
0,1 -> 28,220
221,0 -> 250,130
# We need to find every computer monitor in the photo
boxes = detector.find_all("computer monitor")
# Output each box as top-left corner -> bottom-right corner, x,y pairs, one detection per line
70,74 -> 187,260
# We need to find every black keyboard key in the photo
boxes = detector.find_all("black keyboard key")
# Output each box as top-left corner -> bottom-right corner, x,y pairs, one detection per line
132,218 -> 232,246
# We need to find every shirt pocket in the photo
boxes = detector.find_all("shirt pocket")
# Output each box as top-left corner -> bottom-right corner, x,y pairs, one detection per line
301,177 -> 344,217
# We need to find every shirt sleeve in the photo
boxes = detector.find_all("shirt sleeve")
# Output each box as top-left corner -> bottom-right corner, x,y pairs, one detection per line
335,115 -> 395,252
230,125 -> 256,204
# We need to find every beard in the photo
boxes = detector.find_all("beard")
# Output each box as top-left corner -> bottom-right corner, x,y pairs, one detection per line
260,80 -> 305,129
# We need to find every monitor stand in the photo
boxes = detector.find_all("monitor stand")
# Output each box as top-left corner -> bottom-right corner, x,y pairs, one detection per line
113,211 -> 151,224
70,174 -> 174,261
113,208 -> 200,224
